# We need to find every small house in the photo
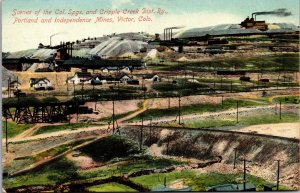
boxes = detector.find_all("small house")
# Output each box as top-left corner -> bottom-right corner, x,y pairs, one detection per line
67,72 -> 92,84
102,66 -> 131,73
91,75 -> 115,84
9,80 -> 21,90
115,73 -> 132,83
29,78 -> 53,90
143,74 -> 160,82
91,75 -> 103,85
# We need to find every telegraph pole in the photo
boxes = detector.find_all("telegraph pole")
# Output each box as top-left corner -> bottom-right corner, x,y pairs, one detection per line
149,118 -> 152,142
276,160 -> 280,191
92,84 -> 95,98
17,76 -> 20,103
73,81 -> 75,99
140,113 -> 144,151
257,74 -> 259,90
221,96 -> 224,109
5,112 -> 8,153
68,109 -> 71,126
8,78 -> 10,98
279,101 -> 282,120
233,148 -> 237,169
112,97 -> 115,134
236,101 -> 239,123
66,76 -> 69,95
81,82 -> 84,101
178,94 -> 181,125
220,77 -> 223,90
243,158 -> 246,191
166,135 -> 170,155
76,101 -> 79,123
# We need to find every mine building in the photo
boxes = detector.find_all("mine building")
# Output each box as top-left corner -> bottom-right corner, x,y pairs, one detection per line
2,58 -> 40,71
29,78 -> 53,90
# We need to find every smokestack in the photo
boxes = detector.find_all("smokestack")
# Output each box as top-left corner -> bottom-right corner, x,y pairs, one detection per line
71,43 -> 73,57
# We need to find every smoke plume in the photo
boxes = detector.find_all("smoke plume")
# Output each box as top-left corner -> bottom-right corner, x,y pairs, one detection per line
253,8 -> 292,17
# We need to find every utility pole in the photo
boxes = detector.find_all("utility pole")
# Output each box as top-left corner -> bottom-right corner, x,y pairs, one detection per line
257,74 -> 259,90
140,113 -> 143,151
17,76 -> 20,103
168,97 -> 170,109
279,101 -> 282,120
112,97 -> 115,134
5,112 -> 8,153
76,101 -> 79,123
66,76 -> 69,95
166,135 -> 170,155
233,148 -> 237,169
68,108 -> 71,126
73,81 -> 75,100
221,96 -> 224,109
178,94 -> 181,125
243,158 -> 246,191
236,101 -> 239,123
81,82 -> 84,101
149,118 -> 152,142
8,78 -> 10,98
276,160 -> 280,191
92,84 -> 95,99
220,77 -> 223,90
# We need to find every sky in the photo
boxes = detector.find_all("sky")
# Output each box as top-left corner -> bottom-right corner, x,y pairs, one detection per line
2,0 -> 299,52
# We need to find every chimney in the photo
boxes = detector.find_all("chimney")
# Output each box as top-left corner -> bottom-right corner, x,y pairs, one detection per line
155,33 -> 160,40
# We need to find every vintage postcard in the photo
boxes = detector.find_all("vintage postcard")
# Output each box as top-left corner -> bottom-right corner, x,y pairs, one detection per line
1,0 -> 299,192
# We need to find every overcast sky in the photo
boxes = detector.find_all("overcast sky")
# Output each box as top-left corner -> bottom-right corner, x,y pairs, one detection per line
2,0 -> 299,52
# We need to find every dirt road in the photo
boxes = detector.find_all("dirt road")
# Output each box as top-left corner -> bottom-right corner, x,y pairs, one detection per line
234,122 -> 300,139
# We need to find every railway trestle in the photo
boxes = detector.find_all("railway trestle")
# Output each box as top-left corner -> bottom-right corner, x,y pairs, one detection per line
3,102 -> 78,124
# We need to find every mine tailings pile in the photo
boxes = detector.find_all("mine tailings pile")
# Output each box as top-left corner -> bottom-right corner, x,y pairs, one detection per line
121,125 -> 299,185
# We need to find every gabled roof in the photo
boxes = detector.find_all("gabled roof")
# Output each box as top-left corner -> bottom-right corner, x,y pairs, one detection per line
115,73 -> 132,80
75,72 -> 92,77
10,80 -> 21,84
67,72 -> 92,80
30,78 -> 50,84
143,74 -> 158,79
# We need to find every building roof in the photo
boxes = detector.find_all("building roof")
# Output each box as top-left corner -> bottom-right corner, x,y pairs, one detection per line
35,68 -> 53,72
174,23 -> 299,39
30,78 -> 50,84
115,73 -> 131,80
143,74 -> 158,79
62,57 -> 142,69
75,72 -> 92,77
